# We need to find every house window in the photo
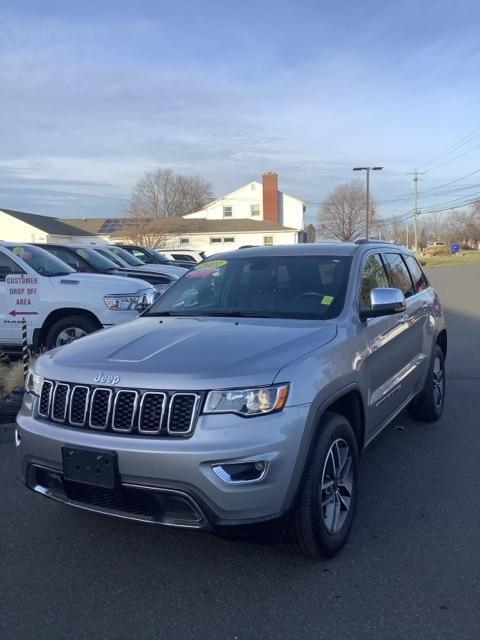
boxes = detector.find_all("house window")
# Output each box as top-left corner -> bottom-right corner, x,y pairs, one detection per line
223,237 -> 235,243
263,236 -> 274,246
223,206 -> 233,217
250,204 -> 260,217
179,237 -> 190,245
210,237 -> 222,244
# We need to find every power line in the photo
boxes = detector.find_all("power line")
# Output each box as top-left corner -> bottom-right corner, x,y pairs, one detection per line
429,141 -> 480,168
420,124 -> 480,168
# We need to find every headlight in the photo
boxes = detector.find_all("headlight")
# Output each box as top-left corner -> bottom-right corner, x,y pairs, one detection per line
204,384 -> 289,417
25,370 -> 43,396
104,288 -> 156,311
136,287 -> 156,311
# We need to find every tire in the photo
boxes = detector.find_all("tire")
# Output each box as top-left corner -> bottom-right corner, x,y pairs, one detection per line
45,315 -> 99,350
408,344 -> 446,422
287,412 -> 359,559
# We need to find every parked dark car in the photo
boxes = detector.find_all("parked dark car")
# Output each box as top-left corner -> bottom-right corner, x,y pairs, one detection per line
37,244 -> 180,295
116,244 -> 193,269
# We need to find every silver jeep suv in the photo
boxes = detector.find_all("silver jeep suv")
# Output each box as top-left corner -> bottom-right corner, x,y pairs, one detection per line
17,242 -> 447,558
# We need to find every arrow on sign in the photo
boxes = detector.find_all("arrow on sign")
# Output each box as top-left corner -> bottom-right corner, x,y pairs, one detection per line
8,310 -> 39,317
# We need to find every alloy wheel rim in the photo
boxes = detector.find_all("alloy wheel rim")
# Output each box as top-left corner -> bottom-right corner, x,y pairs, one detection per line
432,356 -> 444,409
56,327 -> 87,347
320,438 -> 353,534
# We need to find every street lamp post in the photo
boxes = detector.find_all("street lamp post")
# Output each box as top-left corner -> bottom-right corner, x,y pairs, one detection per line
353,166 -> 383,239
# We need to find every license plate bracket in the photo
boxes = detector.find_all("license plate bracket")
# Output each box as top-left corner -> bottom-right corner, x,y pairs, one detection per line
62,447 -> 117,489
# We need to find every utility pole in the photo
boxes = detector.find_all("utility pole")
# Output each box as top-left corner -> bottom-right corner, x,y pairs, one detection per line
408,169 -> 425,252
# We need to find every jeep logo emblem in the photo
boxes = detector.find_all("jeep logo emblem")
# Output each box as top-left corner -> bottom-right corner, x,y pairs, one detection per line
94,373 -> 120,385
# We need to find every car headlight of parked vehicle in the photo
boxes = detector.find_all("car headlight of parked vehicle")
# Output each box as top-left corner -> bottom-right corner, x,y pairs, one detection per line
204,384 -> 289,417
25,370 -> 43,396
104,287 -> 156,312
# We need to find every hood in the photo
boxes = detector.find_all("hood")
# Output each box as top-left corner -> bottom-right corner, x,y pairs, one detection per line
36,316 -> 337,390
130,264 -> 187,277
113,268 -> 177,284
49,272 -> 152,292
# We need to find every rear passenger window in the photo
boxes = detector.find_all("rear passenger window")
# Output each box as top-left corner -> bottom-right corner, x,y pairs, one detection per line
405,256 -> 429,293
360,254 -> 389,309
383,253 -> 415,298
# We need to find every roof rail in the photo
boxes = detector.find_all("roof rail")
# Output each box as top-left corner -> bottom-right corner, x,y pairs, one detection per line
354,238 -> 393,245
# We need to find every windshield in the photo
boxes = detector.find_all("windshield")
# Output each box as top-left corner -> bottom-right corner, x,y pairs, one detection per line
94,247 -> 124,266
107,246 -> 145,266
153,250 -> 169,263
73,247 -> 118,271
7,245 -> 75,277
145,254 -> 352,320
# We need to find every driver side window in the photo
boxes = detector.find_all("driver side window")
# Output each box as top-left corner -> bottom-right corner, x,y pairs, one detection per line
0,251 -> 25,282
360,254 -> 389,310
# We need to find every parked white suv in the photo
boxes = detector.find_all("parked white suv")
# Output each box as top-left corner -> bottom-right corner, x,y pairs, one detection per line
0,243 -> 155,352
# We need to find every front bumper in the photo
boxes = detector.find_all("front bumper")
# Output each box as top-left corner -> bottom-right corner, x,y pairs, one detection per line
16,399 -> 310,531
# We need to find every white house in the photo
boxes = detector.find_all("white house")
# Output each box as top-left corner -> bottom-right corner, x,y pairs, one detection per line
184,172 -> 305,231
64,172 -> 307,251
62,217 -> 300,252
0,209 -> 98,244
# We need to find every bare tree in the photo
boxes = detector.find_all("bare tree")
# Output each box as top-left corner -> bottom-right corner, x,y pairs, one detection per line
121,212 -> 179,250
123,168 -> 214,248
424,212 -> 445,243
318,181 -> 371,241
129,168 -> 214,219
305,223 -> 317,243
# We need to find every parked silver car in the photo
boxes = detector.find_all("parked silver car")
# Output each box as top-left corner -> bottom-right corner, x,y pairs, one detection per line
16,242 -> 447,558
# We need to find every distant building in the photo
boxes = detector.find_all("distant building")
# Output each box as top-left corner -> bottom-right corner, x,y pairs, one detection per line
184,172 -> 305,232
0,209 -> 97,243
0,172 -> 306,251
63,217 -> 300,251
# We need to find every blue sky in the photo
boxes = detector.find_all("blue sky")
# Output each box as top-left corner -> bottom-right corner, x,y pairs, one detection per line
1,0 -> 480,224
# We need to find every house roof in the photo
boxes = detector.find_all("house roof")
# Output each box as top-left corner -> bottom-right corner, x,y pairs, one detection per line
0,208 -> 92,237
63,217 -> 297,236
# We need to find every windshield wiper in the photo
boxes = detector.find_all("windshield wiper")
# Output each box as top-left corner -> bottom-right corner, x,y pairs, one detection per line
148,310 -> 273,318
198,311 -> 273,318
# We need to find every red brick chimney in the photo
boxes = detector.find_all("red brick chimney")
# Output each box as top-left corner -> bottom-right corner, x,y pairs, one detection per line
262,171 -> 279,224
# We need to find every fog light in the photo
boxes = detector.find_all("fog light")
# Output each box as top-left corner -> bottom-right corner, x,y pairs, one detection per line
212,460 -> 268,484
15,430 -> 22,447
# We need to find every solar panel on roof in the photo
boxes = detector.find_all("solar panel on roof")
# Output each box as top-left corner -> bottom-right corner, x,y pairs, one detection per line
98,219 -> 122,233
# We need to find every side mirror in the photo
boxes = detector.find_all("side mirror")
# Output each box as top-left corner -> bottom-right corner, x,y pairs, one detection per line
361,287 -> 406,320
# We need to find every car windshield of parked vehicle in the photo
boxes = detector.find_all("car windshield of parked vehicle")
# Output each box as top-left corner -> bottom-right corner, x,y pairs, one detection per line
6,245 -> 75,277
153,250 -> 170,262
107,246 -> 145,267
145,254 -> 352,319
73,247 -> 119,271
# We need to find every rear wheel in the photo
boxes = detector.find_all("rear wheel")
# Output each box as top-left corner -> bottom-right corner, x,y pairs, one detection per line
409,345 -> 446,422
45,315 -> 99,350
287,412 -> 359,559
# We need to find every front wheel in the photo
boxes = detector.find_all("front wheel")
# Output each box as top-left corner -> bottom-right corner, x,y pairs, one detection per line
45,315 -> 99,350
287,412 -> 359,559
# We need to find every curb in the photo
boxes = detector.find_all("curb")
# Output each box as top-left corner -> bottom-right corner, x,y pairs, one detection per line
0,423 -> 15,443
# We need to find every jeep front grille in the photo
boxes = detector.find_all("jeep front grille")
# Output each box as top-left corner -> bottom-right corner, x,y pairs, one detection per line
38,380 -> 201,437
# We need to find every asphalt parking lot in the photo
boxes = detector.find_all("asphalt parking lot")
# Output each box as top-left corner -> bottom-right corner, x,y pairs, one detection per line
1,266 -> 479,640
